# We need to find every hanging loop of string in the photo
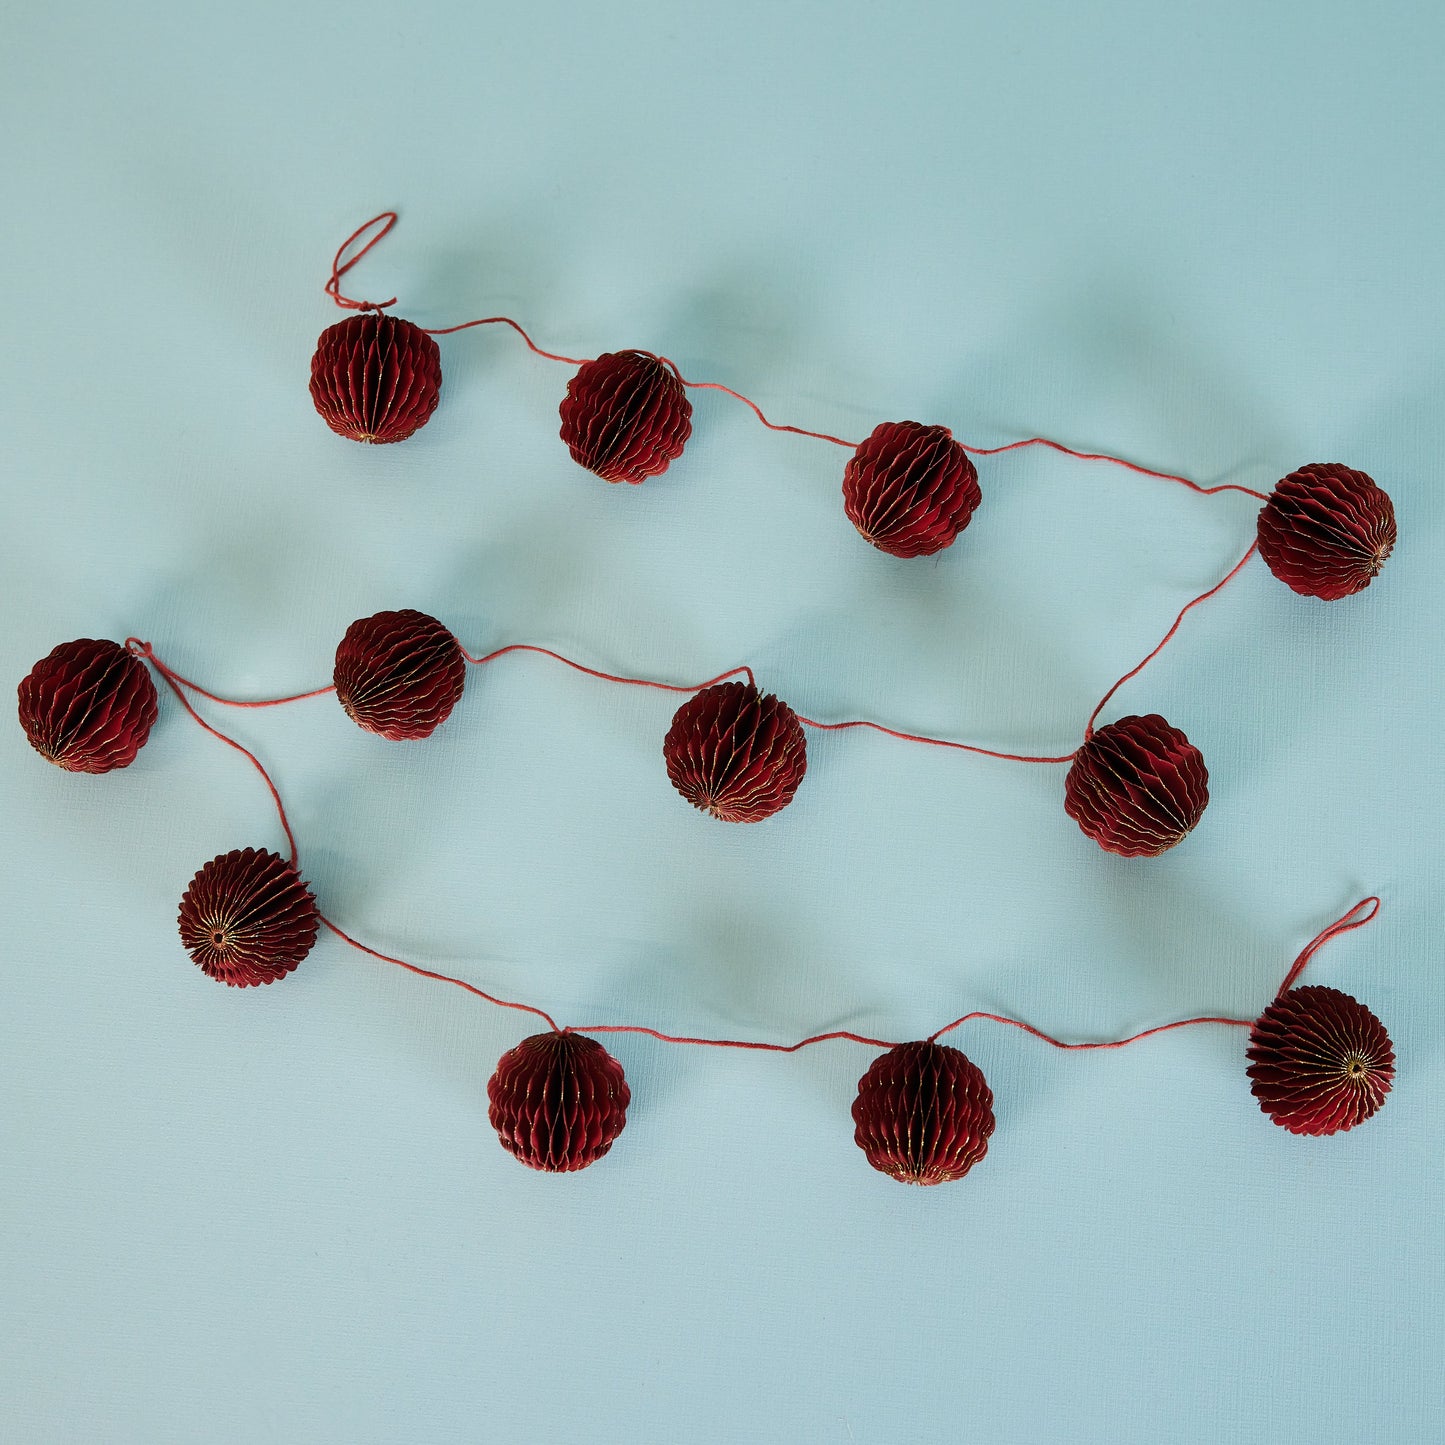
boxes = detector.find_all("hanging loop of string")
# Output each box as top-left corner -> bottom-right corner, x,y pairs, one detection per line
325,211 -> 399,312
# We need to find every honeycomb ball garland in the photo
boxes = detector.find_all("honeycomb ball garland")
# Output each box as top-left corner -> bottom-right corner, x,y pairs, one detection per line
852,1040 -> 996,1185
558,349 -> 693,483
18,638 -> 159,774
1064,713 -> 1209,857
1246,985 -> 1394,1136
663,681 -> 808,823
333,609 -> 467,741
487,1031 -> 631,1172
1256,463 -> 1396,600
842,421 -> 983,558
309,312 -> 443,444
177,848 -> 320,987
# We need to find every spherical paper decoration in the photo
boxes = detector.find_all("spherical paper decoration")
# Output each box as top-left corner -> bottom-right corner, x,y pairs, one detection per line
309,312 -> 443,444
18,638 -> 159,774
852,1040 -> 995,1185
178,847 -> 320,987
1064,713 -> 1208,857
558,349 -> 693,483
842,420 -> 983,558
487,1031 -> 631,1172
1246,985 -> 1394,1136
663,681 -> 807,823
1256,463 -> 1396,600
333,608 -> 467,740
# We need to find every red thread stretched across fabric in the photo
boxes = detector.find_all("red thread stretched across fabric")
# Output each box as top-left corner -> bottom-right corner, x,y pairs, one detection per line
127,637 -> 1378,1060
126,640 -> 300,865
325,213 -> 1269,500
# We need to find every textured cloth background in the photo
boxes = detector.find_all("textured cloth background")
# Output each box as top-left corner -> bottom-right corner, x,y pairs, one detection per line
2,3 -> 1442,1441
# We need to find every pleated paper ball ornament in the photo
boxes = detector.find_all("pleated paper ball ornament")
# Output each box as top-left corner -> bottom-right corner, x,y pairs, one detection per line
18,638 -> 159,773
663,681 -> 807,822
1256,463 -> 1396,600
178,848 -> 320,987
309,312 -> 443,444
1246,985 -> 1394,1136
487,1031 -> 631,1172
558,350 -> 693,483
852,1040 -> 996,1185
1064,713 -> 1209,857
333,609 -> 467,740
842,421 -> 983,558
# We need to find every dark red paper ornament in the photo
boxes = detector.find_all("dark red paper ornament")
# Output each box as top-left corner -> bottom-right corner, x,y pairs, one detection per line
558,349 -> 693,483
309,312 -> 443,444
842,421 -> 983,558
18,638 -> 159,774
333,609 -> 467,740
1064,713 -> 1208,857
663,681 -> 807,823
1256,463 -> 1396,600
177,847 -> 320,987
852,1040 -> 995,1185
487,1030 -> 631,1172
1246,985 -> 1394,1136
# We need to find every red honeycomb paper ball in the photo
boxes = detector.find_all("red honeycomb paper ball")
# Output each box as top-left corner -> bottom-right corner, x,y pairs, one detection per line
1256,463 -> 1396,600
18,638 -> 159,773
558,350 -> 693,483
487,1031 -> 631,1172
177,847 -> 320,988
852,1040 -> 996,1185
663,681 -> 807,823
1064,713 -> 1209,857
309,312 -> 442,444
333,609 -> 467,741
842,421 -> 983,558
1246,985 -> 1394,1136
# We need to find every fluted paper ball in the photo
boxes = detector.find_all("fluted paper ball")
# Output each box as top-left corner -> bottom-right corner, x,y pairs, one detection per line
842,421 -> 983,558
1256,463 -> 1396,600
309,312 -> 442,444
178,848 -> 320,987
663,681 -> 807,823
333,609 -> 467,740
1064,713 -> 1208,857
18,638 -> 159,773
487,1031 -> 631,1172
558,350 -> 693,483
852,1040 -> 996,1185
1246,985 -> 1394,1136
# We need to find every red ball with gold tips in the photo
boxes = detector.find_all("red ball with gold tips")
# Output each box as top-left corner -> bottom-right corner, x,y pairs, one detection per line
18,638 -> 159,773
310,312 -> 442,444
487,1031 -> 631,1172
842,421 -> 982,557
1246,985 -> 1394,1135
177,848 -> 319,987
559,350 -> 693,483
1256,463 -> 1396,600
1064,713 -> 1209,857
333,609 -> 467,740
663,680 -> 807,822
852,1040 -> 996,1185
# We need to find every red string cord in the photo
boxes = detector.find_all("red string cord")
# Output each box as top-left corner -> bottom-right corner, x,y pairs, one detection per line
325,212 -> 1270,502
128,638 -> 1379,1059
125,639 -> 301,865
126,528 -> 1256,774
1084,542 -> 1259,739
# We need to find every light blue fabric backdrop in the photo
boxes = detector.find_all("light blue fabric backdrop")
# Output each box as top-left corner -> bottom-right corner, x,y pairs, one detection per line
2,3 -> 1442,1441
